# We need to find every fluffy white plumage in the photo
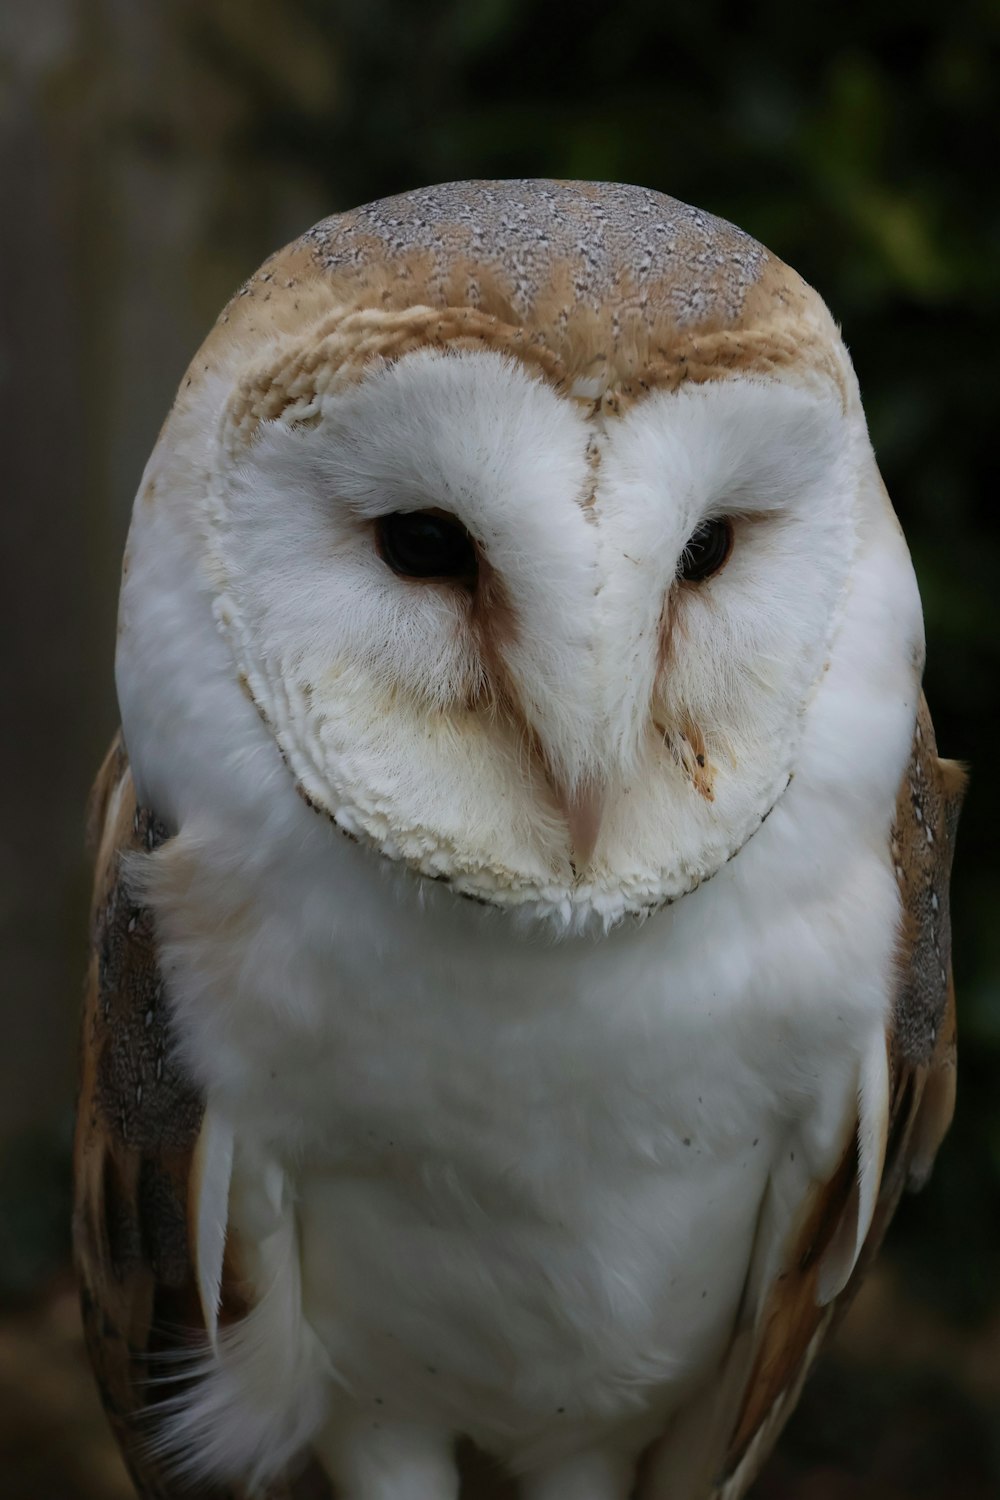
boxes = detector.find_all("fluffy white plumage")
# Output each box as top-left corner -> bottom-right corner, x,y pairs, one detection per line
110,181 -> 927,1499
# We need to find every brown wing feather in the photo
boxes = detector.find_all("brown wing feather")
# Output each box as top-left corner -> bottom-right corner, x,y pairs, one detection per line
73,735 -> 333,1500
709,693 -> 965,1499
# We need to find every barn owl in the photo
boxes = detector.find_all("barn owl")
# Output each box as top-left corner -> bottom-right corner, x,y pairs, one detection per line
74,180 -> 963,1500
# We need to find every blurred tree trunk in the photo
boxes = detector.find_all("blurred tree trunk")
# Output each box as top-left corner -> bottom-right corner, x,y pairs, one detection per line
0,0 -> 327,1143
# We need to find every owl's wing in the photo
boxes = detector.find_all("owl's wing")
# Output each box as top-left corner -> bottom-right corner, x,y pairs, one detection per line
73,733 -> 333,1500
666,692 -> 964,1500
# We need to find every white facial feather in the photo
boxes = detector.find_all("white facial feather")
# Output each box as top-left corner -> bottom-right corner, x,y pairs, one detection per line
150,350 -> 864,930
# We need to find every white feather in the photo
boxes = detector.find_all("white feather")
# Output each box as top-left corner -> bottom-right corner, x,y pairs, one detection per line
153,1154 -> 330,1490
190,1105 -> 234,1351
817,1028 -> 891,1306
117,344 -> 923,1496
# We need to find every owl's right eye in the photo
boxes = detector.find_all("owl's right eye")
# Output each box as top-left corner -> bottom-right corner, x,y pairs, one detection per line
376,510 -> 478,584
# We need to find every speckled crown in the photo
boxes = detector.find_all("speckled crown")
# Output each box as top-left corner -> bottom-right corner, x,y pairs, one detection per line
190,180 -> 851,428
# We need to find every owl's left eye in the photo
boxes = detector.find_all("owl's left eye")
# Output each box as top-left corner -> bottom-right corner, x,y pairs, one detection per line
678,518 -> 733,583
376,510 -> 478,584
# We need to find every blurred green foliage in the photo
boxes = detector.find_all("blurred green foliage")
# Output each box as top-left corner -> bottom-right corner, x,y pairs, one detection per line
183,0 -> 1000,1317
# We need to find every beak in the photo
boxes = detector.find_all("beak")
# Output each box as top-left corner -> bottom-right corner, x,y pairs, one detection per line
558,779 -> 606,873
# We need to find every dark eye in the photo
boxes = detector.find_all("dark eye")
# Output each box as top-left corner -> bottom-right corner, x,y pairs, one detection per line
678,518 -> 733,583
376,510 -> 478,583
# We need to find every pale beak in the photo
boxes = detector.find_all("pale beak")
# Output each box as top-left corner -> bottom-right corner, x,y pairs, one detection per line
559,779 -> 606,873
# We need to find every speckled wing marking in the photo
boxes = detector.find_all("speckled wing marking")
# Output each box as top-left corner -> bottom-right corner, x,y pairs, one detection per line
72,734 -> 332,1500
705,693 -> 964,1500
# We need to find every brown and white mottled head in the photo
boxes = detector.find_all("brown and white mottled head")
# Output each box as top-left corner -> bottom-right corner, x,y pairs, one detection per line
118,179 -> 902,928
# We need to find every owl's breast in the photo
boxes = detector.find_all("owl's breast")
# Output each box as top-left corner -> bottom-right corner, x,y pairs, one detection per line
291,1131 -> 775,1458
145,734 -> 902,1468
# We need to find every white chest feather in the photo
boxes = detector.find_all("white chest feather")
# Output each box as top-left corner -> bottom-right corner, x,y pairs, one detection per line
147,761 -> 900,1490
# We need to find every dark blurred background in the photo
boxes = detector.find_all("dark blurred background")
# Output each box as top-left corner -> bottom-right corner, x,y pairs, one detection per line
1,3 -> 998,1496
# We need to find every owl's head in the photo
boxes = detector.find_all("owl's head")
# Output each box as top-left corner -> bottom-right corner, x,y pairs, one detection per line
119,181 -> 919,930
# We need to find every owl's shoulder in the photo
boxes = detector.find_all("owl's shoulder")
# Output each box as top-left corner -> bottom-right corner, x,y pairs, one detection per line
710,691 -> 964,1498
73,734 -> 331,1500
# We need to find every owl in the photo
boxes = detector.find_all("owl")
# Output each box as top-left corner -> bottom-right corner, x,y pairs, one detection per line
74,180 -> 963,1500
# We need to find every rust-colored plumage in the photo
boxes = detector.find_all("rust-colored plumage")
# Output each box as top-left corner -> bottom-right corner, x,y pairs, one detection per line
162,180 -> 853,490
